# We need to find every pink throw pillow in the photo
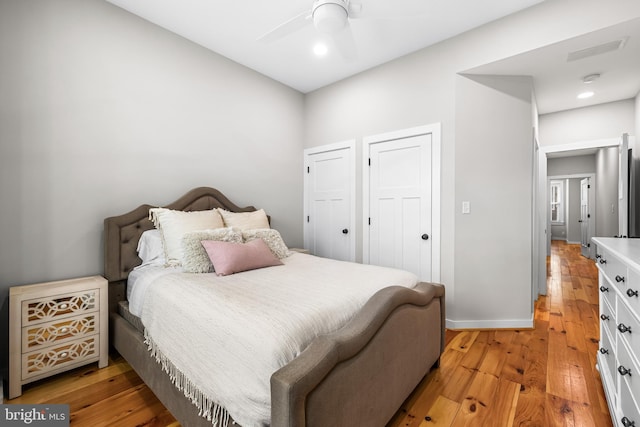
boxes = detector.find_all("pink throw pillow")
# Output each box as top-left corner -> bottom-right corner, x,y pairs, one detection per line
201,238 -> 283,276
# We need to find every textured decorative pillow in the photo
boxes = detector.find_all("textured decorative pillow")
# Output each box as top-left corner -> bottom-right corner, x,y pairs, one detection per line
218,208 -> 270,231
136,229 -> 165,267
201,238 -> 283,276
242,228 -> 291,259
149,208 -> 224,266
181,228 -> 242,273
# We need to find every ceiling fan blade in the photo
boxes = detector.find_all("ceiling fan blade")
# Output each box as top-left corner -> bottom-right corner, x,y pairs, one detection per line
257,10 -> 312,42
332,24 -> 357,61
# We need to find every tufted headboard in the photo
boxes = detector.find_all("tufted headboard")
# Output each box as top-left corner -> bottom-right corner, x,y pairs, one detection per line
103,187 -> 259,284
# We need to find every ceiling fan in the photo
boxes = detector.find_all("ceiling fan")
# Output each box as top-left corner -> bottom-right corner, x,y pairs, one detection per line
258,0 -> 360,59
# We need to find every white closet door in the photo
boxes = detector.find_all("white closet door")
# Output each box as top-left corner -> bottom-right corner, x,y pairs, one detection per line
304,143 -> 355,261
367,132 -> 432,281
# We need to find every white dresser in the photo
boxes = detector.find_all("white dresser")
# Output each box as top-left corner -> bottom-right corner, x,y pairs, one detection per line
594,237 -> 640,427
8,276 -> 108,399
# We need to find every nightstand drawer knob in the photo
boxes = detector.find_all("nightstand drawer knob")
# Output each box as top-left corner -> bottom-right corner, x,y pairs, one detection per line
59,352 -> 68,359
59,327 -> 69,334
59,303 -> 69,310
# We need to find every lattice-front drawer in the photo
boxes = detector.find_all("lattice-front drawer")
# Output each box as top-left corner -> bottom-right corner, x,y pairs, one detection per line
22,289 -> 99,326
22,313 -> 99,353
22,336 -> 99,380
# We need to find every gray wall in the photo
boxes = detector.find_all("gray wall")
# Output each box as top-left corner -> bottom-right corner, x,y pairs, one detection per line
0,0 -> 304,376
547,155 -> 596,176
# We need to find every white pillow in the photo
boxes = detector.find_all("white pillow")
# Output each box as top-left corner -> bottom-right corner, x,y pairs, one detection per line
242,229 -> 291,259
136,229 -> 165,267
181,228 -> 242,273
149,208 -> 224,266
218,208 -> 270,231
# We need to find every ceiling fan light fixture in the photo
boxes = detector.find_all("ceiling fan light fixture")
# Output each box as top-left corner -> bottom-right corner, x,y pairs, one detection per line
313,1 -> 348,34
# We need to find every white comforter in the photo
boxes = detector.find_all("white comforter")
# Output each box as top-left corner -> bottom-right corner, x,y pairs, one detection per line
134,253 -> 417,427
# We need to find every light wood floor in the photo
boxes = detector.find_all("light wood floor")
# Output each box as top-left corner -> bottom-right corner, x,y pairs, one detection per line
6,241 -> 611,426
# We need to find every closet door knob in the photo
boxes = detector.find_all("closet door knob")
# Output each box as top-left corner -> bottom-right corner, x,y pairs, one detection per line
421,234 -> 429,240
342,229 -> 349,234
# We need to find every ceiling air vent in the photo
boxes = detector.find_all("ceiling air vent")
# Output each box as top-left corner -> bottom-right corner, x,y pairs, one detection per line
567,37 -> 628,62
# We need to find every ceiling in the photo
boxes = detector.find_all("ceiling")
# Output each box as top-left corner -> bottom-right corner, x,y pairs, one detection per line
466,16 -> 640,114
104,0 -> 640,114
104,0 -> 543,93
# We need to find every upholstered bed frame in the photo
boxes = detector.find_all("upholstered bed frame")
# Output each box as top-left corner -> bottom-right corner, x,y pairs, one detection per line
104,187 -> 445,427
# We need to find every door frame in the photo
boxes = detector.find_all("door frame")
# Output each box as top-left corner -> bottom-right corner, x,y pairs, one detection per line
362,123 -> 441,282
546,173 -> 596,257
303,140 -> 356,261
535,137 -> 619,296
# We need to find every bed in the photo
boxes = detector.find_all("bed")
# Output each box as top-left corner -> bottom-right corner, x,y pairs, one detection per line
104,186 -> 445,427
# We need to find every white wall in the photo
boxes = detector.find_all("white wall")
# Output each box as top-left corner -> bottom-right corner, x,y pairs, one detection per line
539,99 -> 636,147
0,0 -> 305,373
304,0 -> 640,328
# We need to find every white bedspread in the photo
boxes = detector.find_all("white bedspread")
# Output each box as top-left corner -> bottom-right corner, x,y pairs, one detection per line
136,253 -> 417,427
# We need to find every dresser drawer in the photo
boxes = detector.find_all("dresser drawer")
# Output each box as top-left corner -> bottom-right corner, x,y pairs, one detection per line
599,326 -> 616,385
621,268 -> 640,314
620,374 -> 640,427
618,298 -> 640,364
599,275 -> 616,312
22,313 -> 99,353
598,248 -> 627,288
22,336 -> 99,380
22,288 -> 100,326
600,295 -> 616,340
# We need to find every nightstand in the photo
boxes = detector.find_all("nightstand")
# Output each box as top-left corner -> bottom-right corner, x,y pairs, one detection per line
8,276 -> 108,399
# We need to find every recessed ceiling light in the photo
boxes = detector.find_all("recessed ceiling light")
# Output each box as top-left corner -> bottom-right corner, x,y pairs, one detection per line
313,42 -> 328,56
577,91 -> 594,99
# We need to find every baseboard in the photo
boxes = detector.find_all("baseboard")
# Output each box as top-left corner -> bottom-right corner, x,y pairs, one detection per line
446,316 -> 534,330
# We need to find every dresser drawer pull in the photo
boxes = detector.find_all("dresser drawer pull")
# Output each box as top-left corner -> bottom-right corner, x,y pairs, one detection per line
618,323 -> 632,334
622,416 -> 636,427
627,289 -> 639,298
601,314 -> 610,321
599,347 -> 609,355
618,365 -> 632,376
600,258 -> 607,265
600,286 -> 609,292
617,275 -> 627,283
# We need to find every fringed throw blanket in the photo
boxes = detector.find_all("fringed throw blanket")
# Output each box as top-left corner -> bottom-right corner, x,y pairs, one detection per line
139,253 -> 418,427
